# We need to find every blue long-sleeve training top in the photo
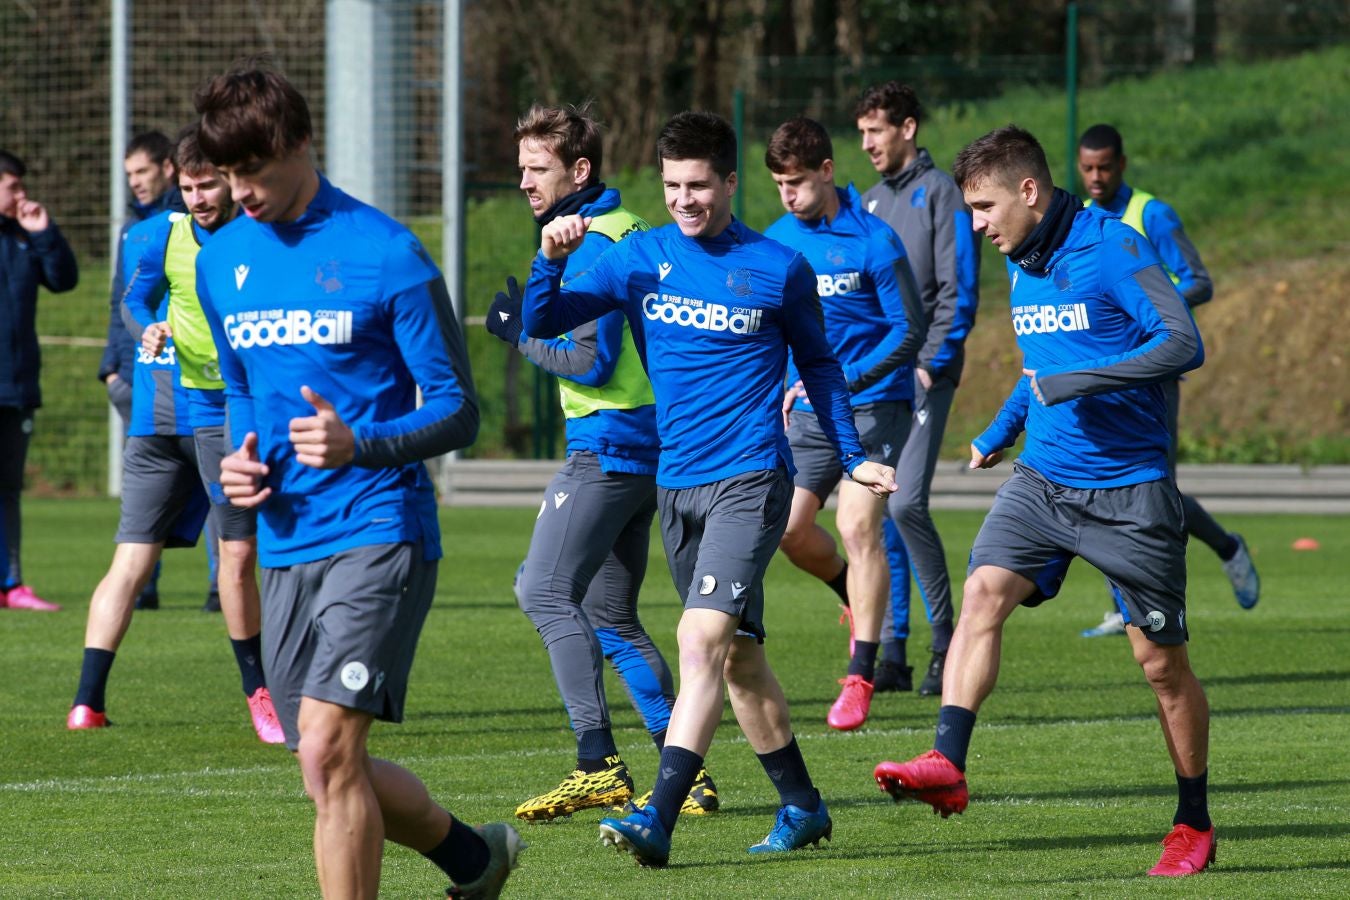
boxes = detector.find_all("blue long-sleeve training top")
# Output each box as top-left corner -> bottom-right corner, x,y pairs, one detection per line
973,206 -> 1203,488
1092,182 -> 1212,308
765,183 -> 927,408
118,212 -> 192,437
196,174 -> 478,567
522,217 -> 867,489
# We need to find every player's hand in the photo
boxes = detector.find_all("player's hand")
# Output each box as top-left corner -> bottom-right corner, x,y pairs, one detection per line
781,380 -> 807,430
850,460 -> 899,498
540,214 -> 592,260
220,432 -> 272,507
916,368 -> 933,391
486,276 -> 524,345
289,386 -> 355,469
15,199 -> 49,233
969,443 -> 1005,469
1023,368 -> 1045,404
141,321 -> 171,357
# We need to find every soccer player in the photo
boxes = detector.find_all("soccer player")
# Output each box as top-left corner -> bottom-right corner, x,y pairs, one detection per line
488,103 -> 716,821
763,116 -> 926,731
1077,123 -> 1259,637
113,122 -> 281,744
67,129 -> 280,741
874,125 -> 1217,878
522,111 -> 897,868
856,82 -> 980,696
67,177 -> 216,730
0,149 -> 79,611
99,132 -> 222,613
195,64 -> 521,897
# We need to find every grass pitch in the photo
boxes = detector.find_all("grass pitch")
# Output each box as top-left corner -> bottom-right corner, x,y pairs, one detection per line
2,500 -> 1347,897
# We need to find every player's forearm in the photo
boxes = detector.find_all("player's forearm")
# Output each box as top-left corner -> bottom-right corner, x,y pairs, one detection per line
518,318 -> 609,382
522,253 -> 612,339
353,394 -> 479,468
974,377 -> 1029,454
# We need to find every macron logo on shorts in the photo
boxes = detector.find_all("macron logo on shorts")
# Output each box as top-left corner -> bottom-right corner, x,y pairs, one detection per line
553,491 -> 570,509
731,582 -> 747,599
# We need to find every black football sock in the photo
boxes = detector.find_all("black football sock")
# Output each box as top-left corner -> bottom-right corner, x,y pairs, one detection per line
423,816 -> 490,886
74,648 -> 116,711
230,634 -> 266,697
882,638 -> 906,668
1174,770 -> 1212,831
826,563 -> 850,605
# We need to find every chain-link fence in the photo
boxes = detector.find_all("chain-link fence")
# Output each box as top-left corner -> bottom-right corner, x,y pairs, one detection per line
3,0 -> 1345,495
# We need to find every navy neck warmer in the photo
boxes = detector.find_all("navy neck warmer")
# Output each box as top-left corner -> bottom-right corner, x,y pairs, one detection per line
1011,187 -> 1082,274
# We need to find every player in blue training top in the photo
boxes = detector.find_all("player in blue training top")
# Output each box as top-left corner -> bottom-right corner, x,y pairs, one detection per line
191,64 -> 522,898
873,126 -> 1217,878
487,103 -> 717,823
1077,123 -> 1259,638
762,116 -> 926,733
68,126 -> 283,743
522,111 -> 897,869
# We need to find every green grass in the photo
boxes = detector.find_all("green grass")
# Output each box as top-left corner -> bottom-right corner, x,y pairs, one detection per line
3,500 -> 1347,896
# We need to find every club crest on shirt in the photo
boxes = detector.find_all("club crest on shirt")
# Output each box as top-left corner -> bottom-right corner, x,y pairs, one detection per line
316,259 -> 343,293
726,267 -> 752,298
826,244 -> 848,267
910,185 -> 928,209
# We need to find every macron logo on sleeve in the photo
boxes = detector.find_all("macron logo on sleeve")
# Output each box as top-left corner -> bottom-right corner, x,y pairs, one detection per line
234,264 -> 250,290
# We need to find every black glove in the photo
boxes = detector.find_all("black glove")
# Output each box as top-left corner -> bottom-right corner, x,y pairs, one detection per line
486,275 -> 524,345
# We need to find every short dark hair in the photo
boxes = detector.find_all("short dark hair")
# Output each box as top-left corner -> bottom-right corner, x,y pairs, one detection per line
514,102 -> 604,181
953,125 -> 1053,192
125,131 -> 174,166
173,122 -> 215,176
765,116 -> 833,173
657,111 -> 737,179
0,150 -> 26,180
1078,123 -> 1124,156
195,60 -> 312,168
854,81 -> 923,129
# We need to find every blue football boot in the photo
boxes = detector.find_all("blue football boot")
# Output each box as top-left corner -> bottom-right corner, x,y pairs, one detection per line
748,800 -> 833,854
598,804 -> 671,868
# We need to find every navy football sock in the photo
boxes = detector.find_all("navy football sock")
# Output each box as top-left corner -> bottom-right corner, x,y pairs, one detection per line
882,638 -> 906,668
757,736 -> 819,812
649,745 -> 702,834
848,640 -> 879,681
934,705 -> 977,772
576,728 -> 619,771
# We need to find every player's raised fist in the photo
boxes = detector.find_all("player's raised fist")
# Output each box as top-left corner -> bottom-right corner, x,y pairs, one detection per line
221,432 -> 272,507
290,385 -> 354,469
540,214 -> 593,260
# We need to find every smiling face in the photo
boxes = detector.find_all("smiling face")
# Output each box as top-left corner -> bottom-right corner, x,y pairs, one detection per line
963,174 -> 1042,256
179,166 -> 234,231
517,138 -> 588,216
661,157 -> 735,239
857,109 -> 917,177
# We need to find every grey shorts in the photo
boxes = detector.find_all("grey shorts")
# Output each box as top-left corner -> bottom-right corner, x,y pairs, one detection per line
788,401 -> 909,504
114,435 -> 210,548
193,425 -> 257,541
658,468 -> 793,641
969,463 -> 1189,644
260,542 -> 437,749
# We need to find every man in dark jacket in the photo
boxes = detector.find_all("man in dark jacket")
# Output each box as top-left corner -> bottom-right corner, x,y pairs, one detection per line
0,149 -> 78,610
